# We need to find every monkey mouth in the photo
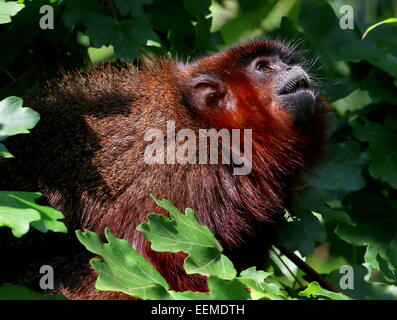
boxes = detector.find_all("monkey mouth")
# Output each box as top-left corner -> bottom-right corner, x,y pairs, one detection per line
278,77 -> 310,95
277,76 -> 315,123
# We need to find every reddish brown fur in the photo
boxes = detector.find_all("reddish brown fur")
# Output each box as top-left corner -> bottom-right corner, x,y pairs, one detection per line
0,40 -> 326,299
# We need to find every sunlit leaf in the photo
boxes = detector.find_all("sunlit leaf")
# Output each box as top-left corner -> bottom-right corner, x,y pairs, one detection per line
362,18 -> 397,39
0,0 -> 24,24
299,282 -> 351,300
138,196 -> 237,279
0,96 -> 39,158
0,191 -> 67,237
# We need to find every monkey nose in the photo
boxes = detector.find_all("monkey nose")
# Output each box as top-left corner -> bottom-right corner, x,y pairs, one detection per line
277,65 -> 310,94
276,67 -> 315,123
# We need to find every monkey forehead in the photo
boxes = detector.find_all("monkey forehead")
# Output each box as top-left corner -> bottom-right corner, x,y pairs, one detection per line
187,39 -> 305,73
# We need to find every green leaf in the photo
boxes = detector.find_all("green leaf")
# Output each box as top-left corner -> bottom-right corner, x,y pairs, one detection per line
28,202 -> 68,234
0,96 -> 39,157
0,283 -> 66,300
84,13 -> 159,60
352,120 -> 397,188
77,228 -> 213,300
137,196 -> 237,279
327,265 -> 397,300
76,228 -> 170,299
294,186 -> 352,225
0,192 -> 40,237
240,267 -> 272,284
385,112 -> 397,131
207,276 -> 250,300
149,0 -> 221,57
0,143 -> 13,158
183,0 -> 211,18
299,282 -> 351,300
149,0 -> 195,57
277,209 -> 326,256
218,1 -> 278,46
366,242 -> 397,282
331,89 -> 371,115
167,290 -> 210,300
63,0 -> 159,60
359,70 -> 397,105
114,0 -> 153,20
362,18 -> 397,39
305,142 -> 365,192
182,0 -> 218,51
0,96 -> 40,142
336,192 -> 397,247
0,0 -> 24,24
300,0 -> 397,78
335,191 -> 397,281
238,267 -> 286,300
0,191 -> 67,237
62,0 -> 102,27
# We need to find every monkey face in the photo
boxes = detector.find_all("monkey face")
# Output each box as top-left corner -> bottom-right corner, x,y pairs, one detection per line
249,55 -> 315,124
184,39 -> 322,129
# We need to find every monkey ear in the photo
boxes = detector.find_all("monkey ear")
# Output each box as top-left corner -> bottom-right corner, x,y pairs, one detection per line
187,73 -> 231,110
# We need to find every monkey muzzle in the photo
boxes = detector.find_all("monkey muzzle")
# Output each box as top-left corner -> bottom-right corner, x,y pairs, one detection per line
276,66 -> 315,123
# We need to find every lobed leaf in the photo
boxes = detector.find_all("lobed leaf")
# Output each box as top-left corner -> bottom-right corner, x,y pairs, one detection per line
0,191 -> 67,237
0,0 -> 24,24
299,282 -> 351,300
137,196 -> 237,280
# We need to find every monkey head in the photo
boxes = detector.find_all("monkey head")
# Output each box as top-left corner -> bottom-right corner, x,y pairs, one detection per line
179,39 -> 326,168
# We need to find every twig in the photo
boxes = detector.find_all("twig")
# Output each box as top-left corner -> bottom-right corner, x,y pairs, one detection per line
106,0 -> 119,21
4,68 -> 15,81
4,66 -> 37,89
275,244 -> 340,293
270,247 -> 305,290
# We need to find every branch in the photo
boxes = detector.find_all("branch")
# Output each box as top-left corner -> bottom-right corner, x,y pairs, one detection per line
270,247 -> 305,290
275,244 -> 340,293
4,66 -> 37,89
106,0 -> 119,21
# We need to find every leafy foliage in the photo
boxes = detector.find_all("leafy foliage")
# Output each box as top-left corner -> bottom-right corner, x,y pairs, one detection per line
0,0 -> 396,300
0,95 -> 67,299
76,228 -> 172,300
0,96 -> 67,237
267,0 -> 397,298
78,199 -> 348,300
60,0 -> 221,60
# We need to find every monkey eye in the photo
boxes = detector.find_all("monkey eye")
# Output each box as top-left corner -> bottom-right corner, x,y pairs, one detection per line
255,60 -> 273,73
